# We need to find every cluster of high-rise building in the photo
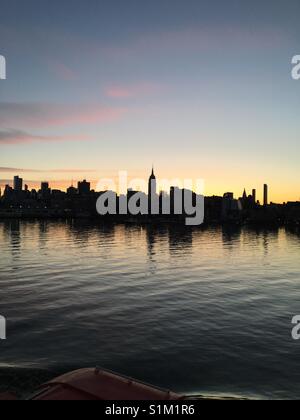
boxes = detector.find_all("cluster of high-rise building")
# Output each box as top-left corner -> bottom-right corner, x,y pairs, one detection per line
1,172 -> 269,205
239,184 -> 269,208
1,178 -> 91,200
0,170 -> 299,226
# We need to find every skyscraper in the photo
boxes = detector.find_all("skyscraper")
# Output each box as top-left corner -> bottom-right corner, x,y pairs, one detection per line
41,182 -> 49,191
264,184 -> 268,206
41,182 -> 51,198
13,176 -> 23,192
252,189 -> 256,203
148,167 -> 157,214
78,179 -> 91,195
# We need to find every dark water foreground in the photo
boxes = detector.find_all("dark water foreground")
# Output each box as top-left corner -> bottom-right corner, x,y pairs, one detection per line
0,220 -> 300,399
0,367 -> 55,398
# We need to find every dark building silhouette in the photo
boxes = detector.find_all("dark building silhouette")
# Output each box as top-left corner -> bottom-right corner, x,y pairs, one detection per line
14,176 -> 23,192
40,182 -> 51,198
4,184 -> 13,199
240,188 -> 253,210
222,192 -> 242,221
148,167 -> 157,214
78,179 -> 91,195
41,182 -> 49,191
67,185 -> 78,196
264,184 -> 268,206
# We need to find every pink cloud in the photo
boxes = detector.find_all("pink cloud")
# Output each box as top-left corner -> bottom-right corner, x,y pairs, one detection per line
106,87 -> 134,99
0,129 -> 93,145
0,103 -> 127,129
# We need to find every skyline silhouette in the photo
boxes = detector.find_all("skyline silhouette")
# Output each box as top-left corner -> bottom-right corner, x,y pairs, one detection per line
0,168 -> 299,205
0,169 -> 272,204
0,168 -> 299,227
0,167 -> 295,205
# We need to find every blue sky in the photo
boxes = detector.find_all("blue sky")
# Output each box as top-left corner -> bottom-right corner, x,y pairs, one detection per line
0,0 -> 300,202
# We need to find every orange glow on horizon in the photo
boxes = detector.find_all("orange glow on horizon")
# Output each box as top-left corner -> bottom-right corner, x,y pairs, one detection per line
1,171 -> 298,204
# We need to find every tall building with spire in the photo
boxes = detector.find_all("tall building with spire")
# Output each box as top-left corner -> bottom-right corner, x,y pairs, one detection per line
148,167 -> 157,214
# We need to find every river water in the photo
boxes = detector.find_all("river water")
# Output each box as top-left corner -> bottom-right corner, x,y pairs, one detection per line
0,220 -> 300,399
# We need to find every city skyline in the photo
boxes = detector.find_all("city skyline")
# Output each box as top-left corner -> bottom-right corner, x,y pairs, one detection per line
2,167 -> 299,228
1,0 -> 300,203
0,170 -> 274,205
0,164 -> 298,204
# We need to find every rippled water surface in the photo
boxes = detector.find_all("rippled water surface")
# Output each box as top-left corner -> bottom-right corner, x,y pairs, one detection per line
0,220 -> 300,399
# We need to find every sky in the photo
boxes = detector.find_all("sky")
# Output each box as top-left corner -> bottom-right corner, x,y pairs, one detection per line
0,0 -> 300,203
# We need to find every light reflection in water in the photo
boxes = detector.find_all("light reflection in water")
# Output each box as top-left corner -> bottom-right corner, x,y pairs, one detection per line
0,220 -> 300,399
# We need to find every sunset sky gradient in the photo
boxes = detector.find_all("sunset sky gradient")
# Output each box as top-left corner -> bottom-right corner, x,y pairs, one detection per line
1,0 -> 300,203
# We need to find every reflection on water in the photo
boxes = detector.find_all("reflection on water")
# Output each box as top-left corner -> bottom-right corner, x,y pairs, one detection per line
0,220 -> 300,399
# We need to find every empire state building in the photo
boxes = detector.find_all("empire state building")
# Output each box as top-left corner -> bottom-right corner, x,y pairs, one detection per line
148,167 -> 157,214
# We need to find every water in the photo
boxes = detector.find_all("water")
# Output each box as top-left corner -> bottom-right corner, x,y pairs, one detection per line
0,220 -> 300,399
